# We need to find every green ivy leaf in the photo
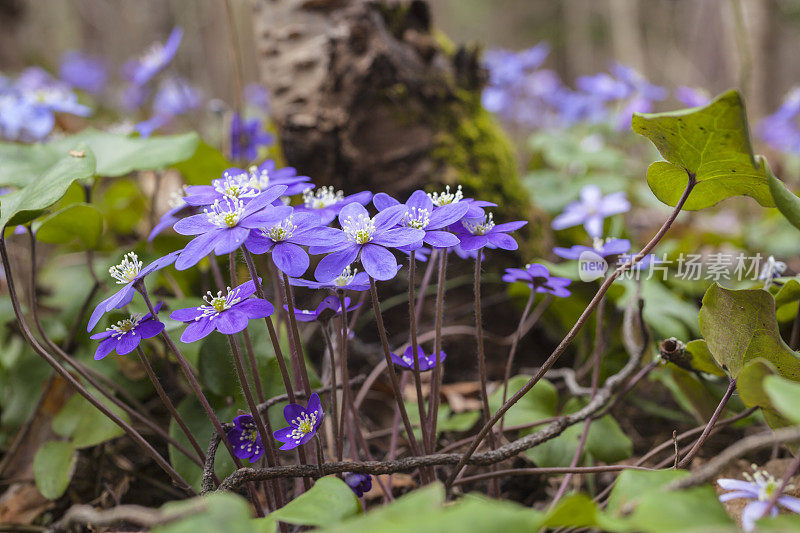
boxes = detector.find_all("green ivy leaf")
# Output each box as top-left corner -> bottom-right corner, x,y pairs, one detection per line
50,129 -> 199,177
632,90 -> 772,210
51,392 -> 129,449
271,476 -> 361,527
33,441 -> 76,499
36,203 -> 103,248
764,374 -> 800,425
768,162 -> 800,231
488,375 -> 557,428
154,492 -> 254,533
0,144 -> 95,228
699,283 -> 800,378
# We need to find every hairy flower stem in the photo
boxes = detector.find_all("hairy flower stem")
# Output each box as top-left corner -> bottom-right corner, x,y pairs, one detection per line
472,254 -> 500,496
227,253 -> 266,404
241,251 -> 312,490
499,290 -> 536,433
320,323 -> 341,461
447,176 -> 696,488
678,378 -> 737,468
282,272 -> 313,396
337,292 -> 351,461
369,278 -> 423,460
227,335 -> 283,510
0,237 -> 196,495
408,252 -> 432,457
136,347 -> 206,463
427,251 -> 448,445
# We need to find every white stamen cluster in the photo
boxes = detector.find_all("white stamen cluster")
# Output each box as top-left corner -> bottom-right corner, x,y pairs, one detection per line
303,186 -> 343,209
402,207 -> 430,230
263,216 -> 297,242
107,313 -> 144,339
463,212 -> 495,236
334,265 -> 357,287
744,467 -> 794,501
214,173 -> 258,199
342,214 -> 376,244
289,411 -> 318,442
428,185 -> 463,206
204,197 -> 245,228
245,165 -> 270,190
109,252 -> 143,284
197,287 -> 241,319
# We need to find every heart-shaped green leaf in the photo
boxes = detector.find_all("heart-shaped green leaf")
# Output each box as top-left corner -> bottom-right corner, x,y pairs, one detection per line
632,90 -> 772,210
271,476 -> 361,526
0,144 -> 95,228
36,203 -> 103,248
33,440 -> 76,499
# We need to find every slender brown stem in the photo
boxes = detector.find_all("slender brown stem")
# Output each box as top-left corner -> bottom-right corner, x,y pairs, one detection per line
472,254 -> 499,496
136,347 -> 206,463
428,251 -> 447,443
369,278 -> 422,458
678,378 -> 737,468
446,177 -> 695,488
408,252 -> 432,459
454,465 -> 654,486
337,291 -> 351,462
282,272 -> 312,396
414,249 -> 438,324
499,290 -> 538,433
320,322 -> 341,461
0,237 -> 195,495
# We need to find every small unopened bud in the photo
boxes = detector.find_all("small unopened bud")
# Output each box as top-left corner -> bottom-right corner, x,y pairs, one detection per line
659,337 -> 690,369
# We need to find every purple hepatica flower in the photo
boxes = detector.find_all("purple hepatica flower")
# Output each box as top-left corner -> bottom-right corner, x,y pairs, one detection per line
576,72 -> 631,101
136,77 -> 201,137
502,263 -> 572,298
244,83 -> 270,111
273,393 -> 323,450
290,264 -> 372,293
759,88 -> 800,153
170,279 -> 274,343
244,159 -> 312,197
674,86 -> 711,108
344,473 -> 372,498
452,212 -> 527,252
314,203 -> 425,281
553,238 -> 631,261
295,187 -> 373,225
286,295 -> 360,323
173,185 -> 292,270
90,303 -> 165,360
0,92 -> 54,142
87,251 -> 179,332
390,346 -> 446,372
428,185 -> 495,219
551,185 -> 630,239
373,190 -> 469,250
244,211 -> 343,277
59,51 -> 107,95
227,414 -> 264,462
718,470 -> 800,531
230,113 -> 273,162
124,27 -> 183,87
14,69 -> 91,118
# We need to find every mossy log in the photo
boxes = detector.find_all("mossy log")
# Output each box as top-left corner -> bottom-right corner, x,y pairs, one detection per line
251,0 -> 536,231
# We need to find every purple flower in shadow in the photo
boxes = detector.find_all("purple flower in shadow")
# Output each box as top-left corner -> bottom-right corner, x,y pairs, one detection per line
169,280 -> 274,343
718,470 -> 800,531
123,27 -> 183,87
295,187 -> 372,225
452,212 -> 527,251
90,303 -> 165,360
230,113 -> 273,162
285,295 -> 360,323
344,473 -> 372,498
313,203 -> 425,281
674,86 -> 711,108
88,251 -> 179,331
173,185 -> 292,270
372,190 -> 469,250
273,393 -> 323,450
551,185 -> 630,239
227,414 -> 264,462
290,265 -> 372,293
245,211 -> 343,277
502,263 -> 572,297
390,346 -> 446,372
59,51 -> 107,95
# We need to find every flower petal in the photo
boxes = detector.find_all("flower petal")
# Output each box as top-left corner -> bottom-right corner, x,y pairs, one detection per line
116,332 -> 141,355
360,244 -> 399,281
315,246 -> 360,282
234,298 -> 275,319
272,242 -> 309,277
215,310 -> 249,334
181,317 -> 216,343
94,337 -> 118,360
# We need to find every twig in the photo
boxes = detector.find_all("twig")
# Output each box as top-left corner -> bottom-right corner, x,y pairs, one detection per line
677,378 -> 736,468
453,465 -> 656,486
51,499 -> 209,532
